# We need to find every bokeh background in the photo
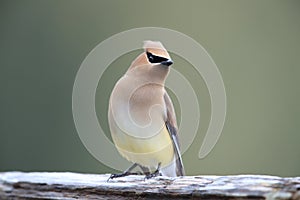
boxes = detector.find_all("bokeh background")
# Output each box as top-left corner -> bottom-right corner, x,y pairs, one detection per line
1,0 -> 299,177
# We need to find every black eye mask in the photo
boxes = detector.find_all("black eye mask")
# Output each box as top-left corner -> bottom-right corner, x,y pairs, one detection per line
146,52 -> 169,63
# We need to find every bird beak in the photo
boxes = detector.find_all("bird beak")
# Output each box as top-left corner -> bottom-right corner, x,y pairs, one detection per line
161,59 -> 173,67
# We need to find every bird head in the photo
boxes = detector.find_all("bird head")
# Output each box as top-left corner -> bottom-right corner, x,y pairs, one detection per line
127,41 -> 173,84
143,40 -> 173,67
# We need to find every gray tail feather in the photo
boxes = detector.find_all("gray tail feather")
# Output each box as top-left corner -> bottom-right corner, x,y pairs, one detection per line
160,156 -> 185,177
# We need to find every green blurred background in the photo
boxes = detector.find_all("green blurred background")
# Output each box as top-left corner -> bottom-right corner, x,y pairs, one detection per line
1,0 -> 299,177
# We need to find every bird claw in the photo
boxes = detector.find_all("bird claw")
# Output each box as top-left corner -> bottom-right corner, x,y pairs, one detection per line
144,170 -> 161,180
107,172 -> 141,182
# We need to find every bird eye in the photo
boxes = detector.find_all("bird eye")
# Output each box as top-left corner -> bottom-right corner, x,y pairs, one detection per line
146,52 -> 168,64
147,52 -> 155,63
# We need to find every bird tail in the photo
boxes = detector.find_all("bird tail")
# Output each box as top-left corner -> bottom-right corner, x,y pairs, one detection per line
160,156 -> 185,177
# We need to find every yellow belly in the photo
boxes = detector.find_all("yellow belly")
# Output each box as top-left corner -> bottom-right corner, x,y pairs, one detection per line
111,126 -> 174,168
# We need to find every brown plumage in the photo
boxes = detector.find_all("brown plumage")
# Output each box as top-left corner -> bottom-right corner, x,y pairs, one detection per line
108,41 -> 184,177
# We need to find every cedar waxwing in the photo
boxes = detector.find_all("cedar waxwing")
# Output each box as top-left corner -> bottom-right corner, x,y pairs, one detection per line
108,41 -> 184,179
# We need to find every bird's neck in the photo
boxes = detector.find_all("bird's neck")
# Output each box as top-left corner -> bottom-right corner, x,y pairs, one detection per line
126,66 -> 169,86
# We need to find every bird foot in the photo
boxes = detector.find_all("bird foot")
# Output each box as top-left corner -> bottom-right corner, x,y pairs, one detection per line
144,169 -> 161,180
107,172 -> 140,182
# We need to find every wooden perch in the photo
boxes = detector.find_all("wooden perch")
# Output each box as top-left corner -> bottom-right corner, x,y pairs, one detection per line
0,172 -> 300,199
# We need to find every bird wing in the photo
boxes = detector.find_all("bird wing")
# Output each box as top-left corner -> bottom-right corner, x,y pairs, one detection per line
164,91 -> 185,176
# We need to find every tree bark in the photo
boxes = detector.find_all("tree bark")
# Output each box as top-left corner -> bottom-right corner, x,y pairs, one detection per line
0,172 -> 300,199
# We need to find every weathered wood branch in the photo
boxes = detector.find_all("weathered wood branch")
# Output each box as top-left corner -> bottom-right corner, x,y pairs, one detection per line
0,172 -> 300,199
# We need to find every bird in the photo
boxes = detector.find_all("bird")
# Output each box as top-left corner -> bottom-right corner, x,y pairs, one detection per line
108,40 -> 184,180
